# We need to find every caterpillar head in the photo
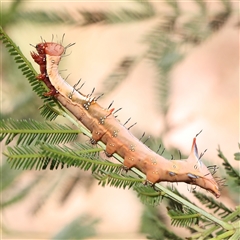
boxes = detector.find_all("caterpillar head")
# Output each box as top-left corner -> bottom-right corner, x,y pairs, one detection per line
186,138 -> 220,198
35,42 -> 65,56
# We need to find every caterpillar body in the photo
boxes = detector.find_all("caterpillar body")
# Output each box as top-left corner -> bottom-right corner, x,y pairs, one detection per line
31,41 -> 220,198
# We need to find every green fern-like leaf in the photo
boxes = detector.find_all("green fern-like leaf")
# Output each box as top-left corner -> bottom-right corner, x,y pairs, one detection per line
52,215 -> 98,239
0,27 -> 62,121
95,171 -> 143,189
39,103 -> 60,121
41,143 -> 121,173
4,1 -> 155,27
0,27 -> 46,99
15,10 -> 77,25
134,184 -> 165,206
218,146 -> 240,185
168,208 -> 200,228
4,143 -> 113,171
1,174 -> 43,208
80,2 -> 155,25
0,161 -> 23,192
166,187 -> 192,213
99,57 -> 136,97
208,0 -> 232,31
194,0 -> 207,14
165,188 -> 203,228
140,206 -> 184,240
4,145 -> 50,170
144,26 -> 183,115
234,144 -> 240,161
194,191 -> 233,218
30,174 -> 64,214
0,118 -> 80,145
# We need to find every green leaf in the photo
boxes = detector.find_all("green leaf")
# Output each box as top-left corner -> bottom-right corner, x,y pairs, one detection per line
140,206 -> 184,240
0,161 -> 23,192
0,118 -> 80,145
234,152 -> 240,161
95,170 -> 143,189
218,146 -> 240,185
52,215 -> 99,239
134,184 -> 165,206
168,208 -> 200,228
1,174 -> 43,208
194,191 -> 233,218
41,143 -> 121,173
0,27 -> 62,120
80,2 -> 155,25
4,145 -> 50,170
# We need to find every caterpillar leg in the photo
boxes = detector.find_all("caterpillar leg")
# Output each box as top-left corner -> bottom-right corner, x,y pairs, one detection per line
123,154 -> 136,170
89,138 -> 97,145
44,89 -> 57,96
105,150 -> 112,158
121,165 -> 130,173
143,179 -> 154,186
142,180 -> 159,192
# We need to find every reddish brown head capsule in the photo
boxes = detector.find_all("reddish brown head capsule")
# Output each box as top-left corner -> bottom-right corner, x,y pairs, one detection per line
35,42 -> 65,56
45,43 -> 65,56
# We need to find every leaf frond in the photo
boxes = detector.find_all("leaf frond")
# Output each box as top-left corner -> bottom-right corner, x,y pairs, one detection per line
0,118 -> 80,145
0,27 -> 61,120
1,174 -> 43,208
99,57 -> 136,97
1,27 -> 46,99
52,215 -> 98,239
39,103 -> 60,121
218,146 -> 240,185
208,0 -> 232,31
80,2 -> 155,25
193,191 -> 233,218
166,187 -> 191,213
30,174 -> 63,214
168,208 -> 200,227
15,10 -> 77,25
0,161 -> 23,191
134,184 -> 165,206
4,145 -> 49,170
141,206 -> 184,240
41,143 -> 121,173
94,171 -> 143,189
143,26 -> 183,114
165,188 -> 202,227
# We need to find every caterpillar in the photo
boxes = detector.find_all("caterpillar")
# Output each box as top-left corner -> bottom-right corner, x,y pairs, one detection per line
31,39 -> 221,198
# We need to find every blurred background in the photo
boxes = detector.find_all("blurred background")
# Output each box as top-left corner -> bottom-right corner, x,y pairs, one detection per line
1,0 -> 239,239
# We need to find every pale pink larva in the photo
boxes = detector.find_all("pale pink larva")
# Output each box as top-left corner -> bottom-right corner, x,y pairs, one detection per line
31,41 -> 220,198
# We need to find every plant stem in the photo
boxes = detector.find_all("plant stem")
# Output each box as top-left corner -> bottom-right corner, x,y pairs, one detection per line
155,178 -> 232,230
208,230 -> 235,240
